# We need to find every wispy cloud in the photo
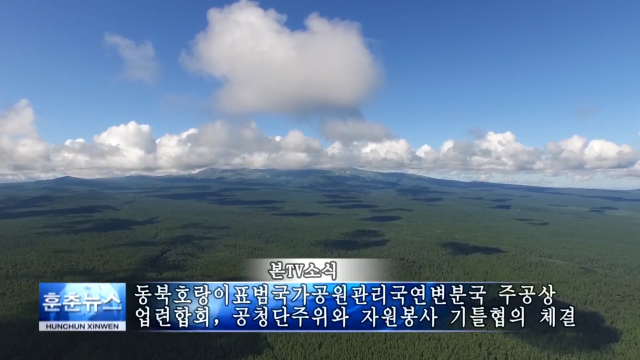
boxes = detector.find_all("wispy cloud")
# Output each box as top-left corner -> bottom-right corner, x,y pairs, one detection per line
574,105 -> 599,121
104,33 -> 159,83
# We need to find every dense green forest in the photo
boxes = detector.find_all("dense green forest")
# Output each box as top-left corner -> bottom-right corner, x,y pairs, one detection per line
1,168 -> 639,360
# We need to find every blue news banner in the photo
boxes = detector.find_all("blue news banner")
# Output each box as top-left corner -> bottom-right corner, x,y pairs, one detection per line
39,283 -> 127,331
39,282 -> 576,332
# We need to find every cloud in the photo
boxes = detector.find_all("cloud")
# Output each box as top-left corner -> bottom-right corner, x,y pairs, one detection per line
0,99 -> 37,137
161,93 -> 205,112
104,33 -> 159,83
545,135 -> 638,172
321,119 -> 394,143
575,106 -> 598,120
466,126 -> 485,140
180,0 -> 381,116
2,100 -> 640,189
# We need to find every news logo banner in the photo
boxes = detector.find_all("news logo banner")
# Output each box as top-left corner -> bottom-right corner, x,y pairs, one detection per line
39,283 -> 127,332
129,282 -> 576,332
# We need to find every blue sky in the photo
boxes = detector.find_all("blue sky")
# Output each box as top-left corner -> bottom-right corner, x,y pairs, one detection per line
1,0 -> 639,187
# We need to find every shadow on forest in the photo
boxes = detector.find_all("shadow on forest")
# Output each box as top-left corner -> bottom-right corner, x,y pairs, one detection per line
103,234 -> 216,250
42,217 -> 159,234
322,194 -> 361,200
484,296 -> 621,355
344,229 -> 385,239
250,205 -> 284,212
273,211 -> 327,217
317,199 -> 363,204
116,240 -> 161,247
370,208 -> 414,213
216,187 -> 260,193
489,205 -> 512,210
153,191 -> 230,200
165,234 -> 217,246
440,241 -> 505,256
329,204 -> 379,209
0,205 -> 118,220
583,195 -> 640,203
318,238 -> 389,251
360,215 -> 403,222
154,190 -> 286,207
514,219 -> 550,226
137,185 -> 212,194
529,221 -> 550,226
589,206 -> 617,214
210,198 -> 285,207
0,300 -> 269,360
335,181 -> 399,192
0,195 -> 56,211
516,189 -> 640,203
396,187 -> 453,196
175,223 -> 230,231
411,197 -> 443,203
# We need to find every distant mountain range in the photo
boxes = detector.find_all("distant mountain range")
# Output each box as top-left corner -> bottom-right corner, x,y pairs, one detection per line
16,167 -> 637,196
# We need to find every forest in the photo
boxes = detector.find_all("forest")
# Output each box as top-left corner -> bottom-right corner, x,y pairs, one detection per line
0,168 -> 639,360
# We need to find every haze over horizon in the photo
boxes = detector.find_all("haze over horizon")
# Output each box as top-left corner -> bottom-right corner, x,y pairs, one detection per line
1,0 -> 639,189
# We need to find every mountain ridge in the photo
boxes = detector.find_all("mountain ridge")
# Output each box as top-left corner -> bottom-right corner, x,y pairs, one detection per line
1,167 -> 633,193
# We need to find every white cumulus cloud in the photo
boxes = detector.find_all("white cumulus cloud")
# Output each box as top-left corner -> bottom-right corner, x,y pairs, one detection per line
104,33 -> 159,83
180,0 -> 380,116
0,99 -> 37,137
1,99 -> 639,189
546,135 -> 639,172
